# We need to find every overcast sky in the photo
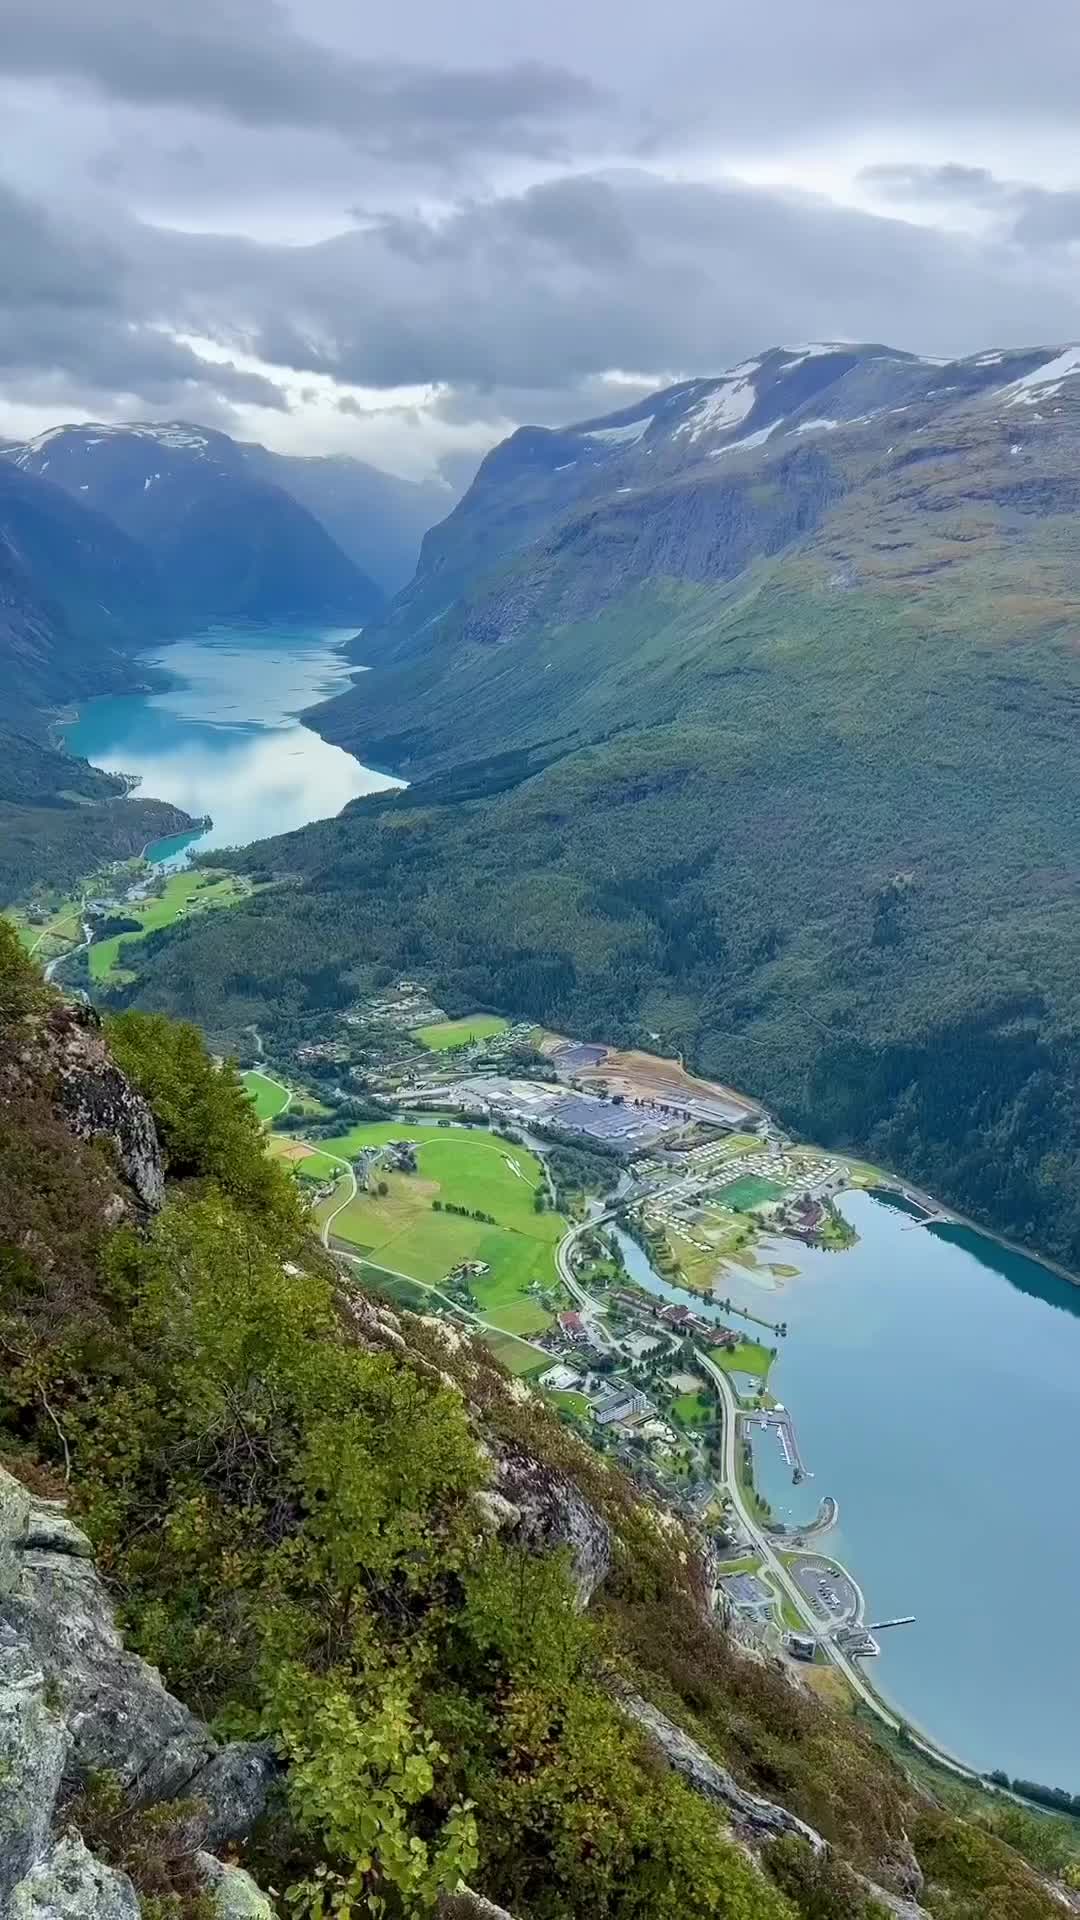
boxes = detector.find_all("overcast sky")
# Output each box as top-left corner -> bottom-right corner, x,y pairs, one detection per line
5,0 -> 1080,478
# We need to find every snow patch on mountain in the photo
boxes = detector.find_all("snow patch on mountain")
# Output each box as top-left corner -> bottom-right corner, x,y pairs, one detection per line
676,373 -> 757,443
1004,346 -> 1080,406
789,417 -> 840,435
707,423 -> 779,457
581,416 -> 653,446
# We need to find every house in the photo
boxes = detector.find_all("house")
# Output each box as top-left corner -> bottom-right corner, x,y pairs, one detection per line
557,1310 -> 587,1342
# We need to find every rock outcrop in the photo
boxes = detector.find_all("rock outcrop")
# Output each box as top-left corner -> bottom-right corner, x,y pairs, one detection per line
614,1685 -> 933,1920
0,1466 -> 276,1914
43,1004 -> 164,1210
9,1836 -> 139,1920
491,1443 -> 611,1609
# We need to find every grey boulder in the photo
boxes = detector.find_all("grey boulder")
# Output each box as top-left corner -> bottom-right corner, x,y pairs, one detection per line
8,1835 -> 139,1920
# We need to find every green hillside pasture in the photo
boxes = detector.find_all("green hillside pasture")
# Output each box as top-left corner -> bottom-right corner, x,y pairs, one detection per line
413,1013 -> 509,1051
244,1070 -> 291,1122
269,1140 -> 343,1185
90,870 -> 250,983
314,1122 -> 564,1333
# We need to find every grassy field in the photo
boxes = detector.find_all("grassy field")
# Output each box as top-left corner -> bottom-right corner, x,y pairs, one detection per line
543,1388 -> 592,1418
710,1338 -> 774,1381
413,1014 -> 509,1051
715,1174 -> 785,1212
311,1122 -> 565,1333
243,1070 -> 290,1122
673,1387 -> 716,1427
478,1329 -> 549,1376
90,870 -> 251,983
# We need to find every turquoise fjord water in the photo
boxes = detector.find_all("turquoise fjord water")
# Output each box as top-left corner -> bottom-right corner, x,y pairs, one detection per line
63,623 -> 401,862
620,1191 -> 1080,1789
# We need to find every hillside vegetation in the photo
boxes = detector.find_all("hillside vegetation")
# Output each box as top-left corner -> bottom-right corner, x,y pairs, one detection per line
2,921 -> 1071,1919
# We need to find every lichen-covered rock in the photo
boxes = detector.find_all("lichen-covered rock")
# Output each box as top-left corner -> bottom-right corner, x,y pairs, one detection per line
187,1740 -> 279,1849
195,1852 -> 273,1919
0,1630 -> 70,1906
0,1467 -> 215,1804
7,1547 -> 215,1802
492,1444 -> 611,1608
8,1835 -> 139,1920
45,1003 -> 164,1210
438,1888 -> 516,1920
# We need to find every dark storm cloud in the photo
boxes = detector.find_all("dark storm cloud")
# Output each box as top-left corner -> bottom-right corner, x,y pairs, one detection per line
3,0 -> 602,164
0,183 -> 288,418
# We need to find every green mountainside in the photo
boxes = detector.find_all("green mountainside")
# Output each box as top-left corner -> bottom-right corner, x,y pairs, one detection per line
1,921 -> 1072,1919
123,344 -> 1080,1269
0,462 -> 193,899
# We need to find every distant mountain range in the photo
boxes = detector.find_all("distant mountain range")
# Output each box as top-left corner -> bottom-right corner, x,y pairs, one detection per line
0,418 -> 459,899
128,339 -> 1080,1275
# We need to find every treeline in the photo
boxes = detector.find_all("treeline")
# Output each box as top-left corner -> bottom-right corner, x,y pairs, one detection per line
987,1772 -> 1080,1820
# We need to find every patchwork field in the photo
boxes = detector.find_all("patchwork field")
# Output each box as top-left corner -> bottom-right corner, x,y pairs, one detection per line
269,1137 -> 342,1182
310,1122 -> 566,1334
412,1013 -> 509,1051
90,870 -> 252,983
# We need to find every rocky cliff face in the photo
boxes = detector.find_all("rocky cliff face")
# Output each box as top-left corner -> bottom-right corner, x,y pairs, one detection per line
0,1464 -> 274,1918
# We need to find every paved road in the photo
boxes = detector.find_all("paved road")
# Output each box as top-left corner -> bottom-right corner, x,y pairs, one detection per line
318,1153 -> 357,1249
555,1217 -> 618,1349
699,1351 -> 983,1782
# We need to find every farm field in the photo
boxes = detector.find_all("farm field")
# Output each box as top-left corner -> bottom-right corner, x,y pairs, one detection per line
90,870 -> 252,983
243,1070 -> 291,1122
269,1137 -> 343,1183
412,1013 -> 509,1051
311,1121 -> 567,1333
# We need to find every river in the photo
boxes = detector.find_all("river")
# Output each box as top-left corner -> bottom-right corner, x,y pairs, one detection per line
618,1193 -> 1080,1789
62,622 -> 400,862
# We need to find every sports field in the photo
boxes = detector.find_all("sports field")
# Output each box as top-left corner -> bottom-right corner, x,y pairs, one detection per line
412,1014 -> 509,1051
269,1137 -> 342,1182
715,1174 -> 784,1212
244,1070 -> 291,1122
313,1121 -> 565,1333
90,870 -> 250,983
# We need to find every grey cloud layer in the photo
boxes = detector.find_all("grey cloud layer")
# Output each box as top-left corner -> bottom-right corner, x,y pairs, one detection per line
4,169 -> 1080,439
4,0 -> 600,164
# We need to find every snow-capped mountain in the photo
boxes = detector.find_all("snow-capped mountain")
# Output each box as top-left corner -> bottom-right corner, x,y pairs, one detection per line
5,422 -> 383,623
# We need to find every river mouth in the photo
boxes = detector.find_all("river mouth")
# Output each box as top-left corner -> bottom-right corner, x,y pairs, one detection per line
618,1192 -> 1080,1789
62,622 -> 403,862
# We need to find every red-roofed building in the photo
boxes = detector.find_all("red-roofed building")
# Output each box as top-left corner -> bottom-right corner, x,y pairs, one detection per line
558,1310 -> 586,1341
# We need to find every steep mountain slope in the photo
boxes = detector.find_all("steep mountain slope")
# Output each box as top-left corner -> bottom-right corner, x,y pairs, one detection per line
312,340 -> 1067,769
125,342 -> 1080,1271
0,464 -> 191,899
6,422 -> 383,623
0,923 -> 1070,1920
240,441 -> 457,596
0,458 -> 163,729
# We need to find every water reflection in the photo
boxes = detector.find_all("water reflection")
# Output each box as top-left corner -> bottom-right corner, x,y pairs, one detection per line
64,623 -> 401,855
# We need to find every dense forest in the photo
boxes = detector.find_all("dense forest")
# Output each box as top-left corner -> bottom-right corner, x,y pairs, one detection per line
3,919 -> 1074,1919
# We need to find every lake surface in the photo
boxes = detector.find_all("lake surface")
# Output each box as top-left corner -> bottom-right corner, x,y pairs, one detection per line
63,623 -> 400,861
619,1195 -> 1080,1788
